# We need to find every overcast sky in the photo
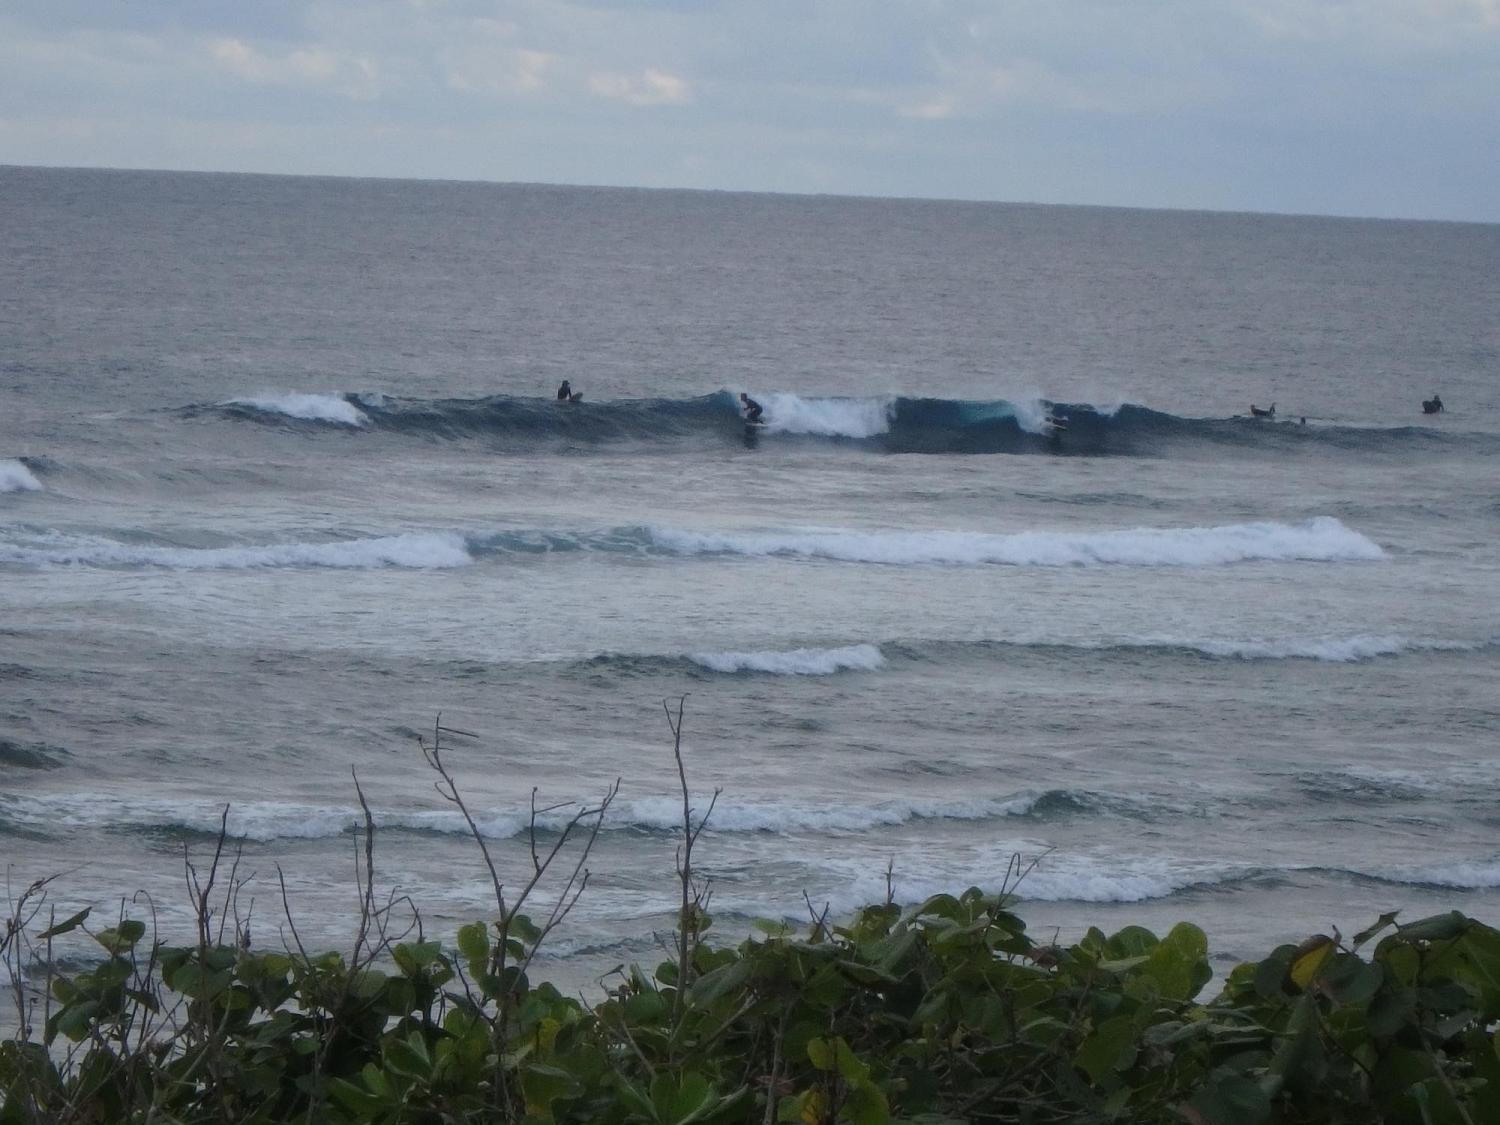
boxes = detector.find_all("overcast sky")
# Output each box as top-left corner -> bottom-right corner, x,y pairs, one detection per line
4,0 -> 1498,221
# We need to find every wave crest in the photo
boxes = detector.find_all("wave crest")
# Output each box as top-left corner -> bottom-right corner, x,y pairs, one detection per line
0,459 -> 43,493
647,517 -> 1383,567
0,530 -> 472,570
688,644 -> 885,675
222,393 -> 370,427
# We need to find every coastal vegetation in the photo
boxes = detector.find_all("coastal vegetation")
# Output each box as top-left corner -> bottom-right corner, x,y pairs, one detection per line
4,706 -> 1499,1124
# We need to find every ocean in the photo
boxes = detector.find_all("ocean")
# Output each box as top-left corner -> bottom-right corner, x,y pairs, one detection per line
3,165 -> 1498,997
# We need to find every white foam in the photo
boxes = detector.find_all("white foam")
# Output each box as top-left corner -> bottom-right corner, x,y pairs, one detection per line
1009,398 -> 1056,435
3,789 -> 1030,844
1180,634 -> 1474,662
0,530 -> 473,570
755,394 -> 894,438
227,393 -> 369,427
1397,860 -> 1500,889
1005,860 -> 1205,903
0,459 -> 42,493
613,794 -> 1038,834
650,517 -> 1383,568
688,644 -> 885,675
712,852 -> 1225,922
0,794 -> 548,842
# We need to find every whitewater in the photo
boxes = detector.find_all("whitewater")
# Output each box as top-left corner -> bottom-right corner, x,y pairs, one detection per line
2,167 -> 1498,1000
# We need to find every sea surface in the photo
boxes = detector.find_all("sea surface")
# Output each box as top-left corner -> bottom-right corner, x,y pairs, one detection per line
3,166 -> 1498,998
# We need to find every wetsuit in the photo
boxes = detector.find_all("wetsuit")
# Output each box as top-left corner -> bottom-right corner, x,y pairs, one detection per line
742,397 -> 764,423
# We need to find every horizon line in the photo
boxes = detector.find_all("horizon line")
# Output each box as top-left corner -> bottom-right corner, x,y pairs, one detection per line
4,160 -> 1495,230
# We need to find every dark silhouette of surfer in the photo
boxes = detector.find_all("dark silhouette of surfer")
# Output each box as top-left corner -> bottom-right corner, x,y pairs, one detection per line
557,380 -> 582,403
740,393 -> 764,424
1422,394 -> 1444,414
1249,403 -> 1275,419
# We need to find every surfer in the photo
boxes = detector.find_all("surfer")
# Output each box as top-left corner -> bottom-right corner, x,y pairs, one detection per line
740,392 -> 764,424
556,380 -> 582,403
1422,393 -> 1444,414
1249,403 -> 1275,419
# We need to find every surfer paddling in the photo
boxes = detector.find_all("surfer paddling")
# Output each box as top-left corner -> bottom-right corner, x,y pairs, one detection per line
1249,403 -> 1275,418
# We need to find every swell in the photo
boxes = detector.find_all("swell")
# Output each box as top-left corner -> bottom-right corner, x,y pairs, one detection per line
180,391 -> 1497,457
0,786 -> 1168,845
780,856 -> 1500,914
0,517 -> 1385,571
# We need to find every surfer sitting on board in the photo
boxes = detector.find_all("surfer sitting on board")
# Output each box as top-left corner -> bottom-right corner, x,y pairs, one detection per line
556,380 -> 582,403
1423,393 -> 1444,414
740,393 -> 764,424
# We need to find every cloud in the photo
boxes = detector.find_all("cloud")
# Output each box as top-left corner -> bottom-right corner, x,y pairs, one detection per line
1243,0 -> 1500,48
207,36 -> 379,99
444,46 -> 556,96
2,0 -> 1498,219
588,68 -> 690,106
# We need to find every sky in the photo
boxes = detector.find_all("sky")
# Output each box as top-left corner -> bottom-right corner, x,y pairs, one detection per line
3,0 -> 1499,222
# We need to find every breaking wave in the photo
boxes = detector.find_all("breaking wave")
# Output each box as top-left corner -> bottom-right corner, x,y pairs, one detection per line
0,789 -> 1091,844
219,393 -> 371,427
0,518 -> 1383,572
186,390 -> 1493,456
687,644 -> 885,675
645,517 -> 1383,567
0,529 -> 472,570
0,459 -> 43,493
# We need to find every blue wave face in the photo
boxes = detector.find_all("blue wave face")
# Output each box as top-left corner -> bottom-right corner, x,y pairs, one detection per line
183,391 -> 1490,457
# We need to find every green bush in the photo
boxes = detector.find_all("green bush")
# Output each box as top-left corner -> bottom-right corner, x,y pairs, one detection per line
8,892 -> 1500,1122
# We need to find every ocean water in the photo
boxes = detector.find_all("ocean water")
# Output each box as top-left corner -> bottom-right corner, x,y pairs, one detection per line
3,166 -> 1499,995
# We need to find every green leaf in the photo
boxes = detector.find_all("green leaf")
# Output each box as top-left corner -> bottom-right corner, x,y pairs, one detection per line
1318,956 -> 1384,1008
1186,1072 -> 1272,1125
1367,986 -> 1416,1038
651,1070 -> 715,1125
1264,994 -> 1323,1094
457,921 -> 489,965
1253,947 -> 1295,999
37,908 -> 90,940
625,989 -> 669,1024
1425,920 -> 1500,1016
1396,911 -> 1469,943
807,1037 -> 834,1071
1075,1015 -> 1137,1083
872,927 -> 919,975
93,919 -> 146,954
689,958 -> 752,1008
393,940 -> 444,976
54,1000 -> 102,1043
1290,936 -> 1335,990
833,1040 -> 870,1085
1105,925 -> 1159,959
1352,911 -> 1401,949
615,1076 -> 655,1120
329,1077 -> 387,1116
504,912 -> 541,945
1139,922 -> 1211,1003
844,1082 -> 890,1125
385,1032 -> 434,1081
